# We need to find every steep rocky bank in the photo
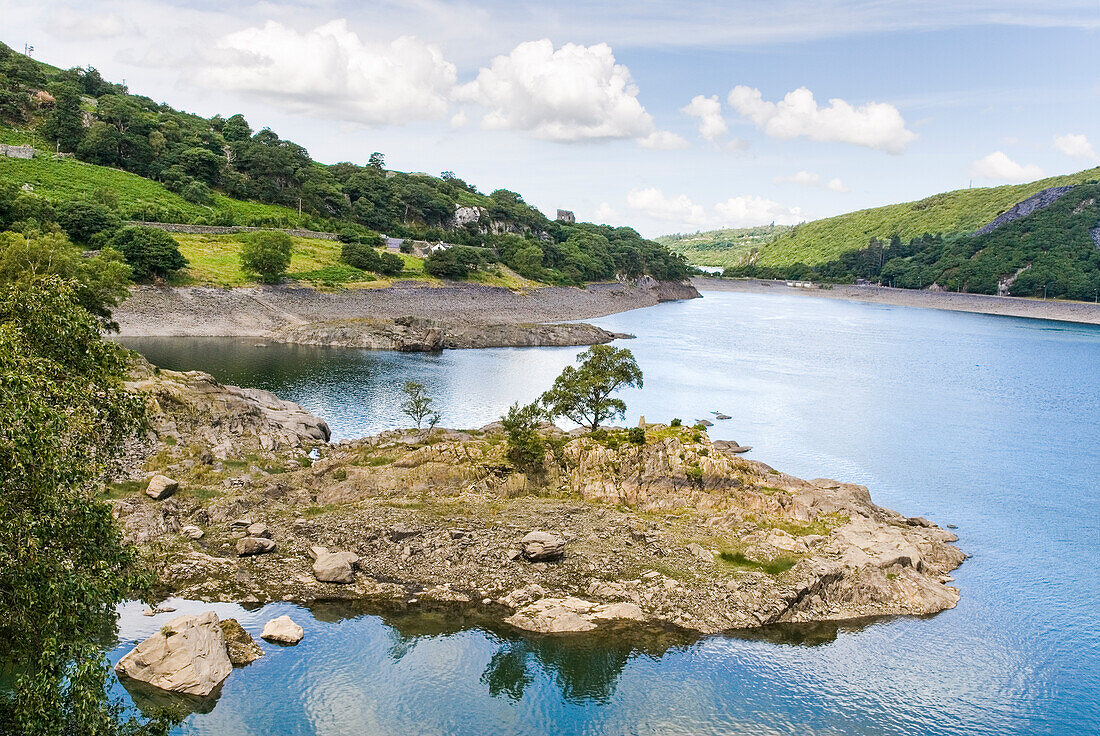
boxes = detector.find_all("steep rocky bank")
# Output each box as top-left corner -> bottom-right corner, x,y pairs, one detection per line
113,362 -> 965,636
113,278 -> 700,349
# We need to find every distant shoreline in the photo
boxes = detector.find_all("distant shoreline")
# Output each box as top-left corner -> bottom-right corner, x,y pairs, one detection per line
692,277 -> 1100,326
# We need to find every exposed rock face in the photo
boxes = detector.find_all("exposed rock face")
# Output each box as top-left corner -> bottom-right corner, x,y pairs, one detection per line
116,370 -> 965,636
452,205 -> 486,228
114,612 -> 232,696
145,475 -> 179,500
520,531 -> 566,561
181,525 -> 204,540
272,317 -> 628,351
218,618 -> 264,666
261,615 -> 303,644
310,546 -> 359,584
975,185 -> 1075,235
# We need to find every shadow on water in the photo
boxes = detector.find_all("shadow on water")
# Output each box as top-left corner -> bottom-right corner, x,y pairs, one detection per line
118,675 -> 223,721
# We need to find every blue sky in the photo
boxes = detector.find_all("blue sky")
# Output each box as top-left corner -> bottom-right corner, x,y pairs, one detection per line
2,1 -> 1098,236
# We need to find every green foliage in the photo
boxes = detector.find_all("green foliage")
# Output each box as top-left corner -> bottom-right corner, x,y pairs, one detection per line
55,199 -> 120,244
340,241 -> 403,276
726,183 -> 1100,301
718,551 -> 796,575
0,277 -> 161,735
240,230 -> 292,283
501,402 -> 547,473
627,426 -> 646,444
658,225 -> 792,268
670,418 -> 682,427
109,225 -> 187,282
0,230 -> 131,327
401,381 -> 439,429
424,246 -> 488,279
541,345 -> 643,429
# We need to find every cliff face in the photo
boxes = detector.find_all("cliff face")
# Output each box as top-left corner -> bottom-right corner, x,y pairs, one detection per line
974,185 -> 1075,235
113,367 -> 964,635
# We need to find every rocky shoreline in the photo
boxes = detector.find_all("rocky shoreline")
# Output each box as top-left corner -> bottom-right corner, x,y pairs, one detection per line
695,277 -> 1100,325
113,361 -> 966,638
113,278 -> 700,349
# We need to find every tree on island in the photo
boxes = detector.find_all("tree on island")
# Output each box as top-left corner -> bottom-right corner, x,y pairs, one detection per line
540,345 -> 643,429
401,381 -> 440,430
240,230 -> 292,283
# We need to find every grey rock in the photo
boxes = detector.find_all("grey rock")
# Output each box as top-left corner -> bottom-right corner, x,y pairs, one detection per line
180,525 -> 204,540
236,537 -> 276,556
311,547 -> 359,584
145,475 -> 179,500
114,611 -> 232,696
520,531 -> 565,561
261,615 -> 303,645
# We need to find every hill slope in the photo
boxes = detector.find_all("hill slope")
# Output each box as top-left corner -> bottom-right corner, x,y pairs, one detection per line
656,225 -> 790,268
668,168 -> 1100,269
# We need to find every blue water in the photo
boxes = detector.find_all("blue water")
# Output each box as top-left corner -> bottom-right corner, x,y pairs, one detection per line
118,289 -> 1100,735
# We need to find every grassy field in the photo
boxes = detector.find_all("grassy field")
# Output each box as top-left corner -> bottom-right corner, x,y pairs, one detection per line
663,166 -> 1100,268
753,167 -> 1100,266
0,140 -> 311,228
173,232 -> 540,289
657,225 -> 792,268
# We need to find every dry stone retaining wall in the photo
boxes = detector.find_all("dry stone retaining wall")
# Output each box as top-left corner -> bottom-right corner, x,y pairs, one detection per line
125,221 -> 338,241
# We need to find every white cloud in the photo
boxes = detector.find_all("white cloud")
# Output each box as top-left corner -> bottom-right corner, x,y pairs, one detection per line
727,85 -> 917,153
456,39 -> 663,145
637,130 -> 689,150
620,188 -> 803,230
714,195 -> 804,227
725,137 -> 751,152
46,8 -> 128,39
968,151 -> 1045,182
1053,133 -> 1098,162
449,111 -> 468,128
773,170 -> 821,186
202,20 -> 457,126
773,170 -> 850,192
626,188 -> 709,226
681,94 -> 728,142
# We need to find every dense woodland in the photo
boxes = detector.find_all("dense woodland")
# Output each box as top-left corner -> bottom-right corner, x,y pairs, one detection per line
0,42 -> 688,286
724,183 -> 1100,300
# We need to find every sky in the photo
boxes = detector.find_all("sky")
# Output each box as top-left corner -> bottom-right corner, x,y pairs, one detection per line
2,0 -> 1098,237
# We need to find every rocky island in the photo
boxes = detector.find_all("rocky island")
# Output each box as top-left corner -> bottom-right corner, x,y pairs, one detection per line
114,360 -> 965,637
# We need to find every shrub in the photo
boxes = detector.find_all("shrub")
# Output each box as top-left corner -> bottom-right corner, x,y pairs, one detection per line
501,402 -> 546,473
55,199 -> 120,243
670,418 -> 682,427
377,251 -> 404,276
627,426 -> 646,444
399,241 -> 413,254
109,225 -> 187,281
341,241 -> 381,271
182,180 -> 215,205
241,230 -> 292,283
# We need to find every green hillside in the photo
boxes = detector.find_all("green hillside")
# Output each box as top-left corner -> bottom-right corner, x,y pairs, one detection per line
656,225 -> 791,268
755,168 -> 1100,266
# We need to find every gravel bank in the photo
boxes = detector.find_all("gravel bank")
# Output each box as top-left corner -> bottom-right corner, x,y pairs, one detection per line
115,279 -> 700,338
694,277 -> 1100,325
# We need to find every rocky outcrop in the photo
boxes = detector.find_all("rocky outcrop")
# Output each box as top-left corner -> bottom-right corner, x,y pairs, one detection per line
271,317 -> 629,351
505,597 -> 645,633
261,615 -> 303,644
219,618 -> 264,666
114,612 -> 232,696
975,186 -> 1075,235
520,531 -> 566,561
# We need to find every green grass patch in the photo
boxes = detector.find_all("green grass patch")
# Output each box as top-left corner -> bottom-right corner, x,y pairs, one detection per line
103,480 -> 143,499
301,504 -> 340,518
179,487 -> 222,502
718,551 -> 796,575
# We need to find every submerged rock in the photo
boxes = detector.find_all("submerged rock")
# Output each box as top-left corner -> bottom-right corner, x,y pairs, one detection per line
261,615 -> 304,645
505,597 -> 646,633
115,611 -> 232,696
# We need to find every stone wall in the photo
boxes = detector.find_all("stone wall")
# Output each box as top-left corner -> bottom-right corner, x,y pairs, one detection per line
0,144 -> 34,159
124,221 -> 338,241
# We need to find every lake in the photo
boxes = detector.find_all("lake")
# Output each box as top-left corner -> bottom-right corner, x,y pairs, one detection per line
116,288 -> 1100,735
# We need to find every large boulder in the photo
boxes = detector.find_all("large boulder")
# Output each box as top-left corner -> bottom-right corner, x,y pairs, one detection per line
114,612 -> 232,696
505,597 -> 645,634
310,546 -> 358,584
145,475 -> 179,500
519,531 -> 565,561
236,537 -> 276,556
218,619 -> 264,666
261,615 -> 303,645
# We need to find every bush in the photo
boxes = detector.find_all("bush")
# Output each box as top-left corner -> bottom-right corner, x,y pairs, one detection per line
182,180 -> 215,206
399,241 -> 413,254
378,251 -> 404,276
670,418 -> 682,427
627,426 -> 646,444
341,241 -> 381,271
424,246 -> 486,280
338,228 -> 360,244
55,199 -> 120,243
501,402 -> 546,473
241,230 -> 292,283
109,225 -> 187,281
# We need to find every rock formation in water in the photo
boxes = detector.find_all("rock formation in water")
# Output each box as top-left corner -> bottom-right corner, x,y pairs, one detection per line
111,363 -> 966,636
114,612 -> 233,696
